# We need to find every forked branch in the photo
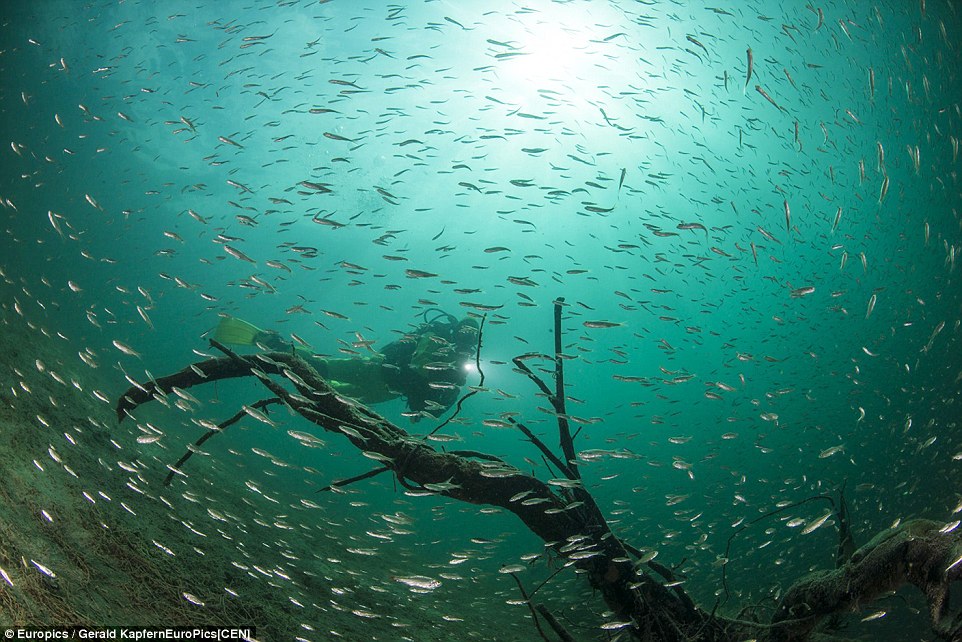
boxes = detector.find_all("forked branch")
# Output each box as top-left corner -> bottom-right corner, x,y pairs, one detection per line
113,304 -> 962,642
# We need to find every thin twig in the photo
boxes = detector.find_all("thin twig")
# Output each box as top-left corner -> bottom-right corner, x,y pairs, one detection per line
426,313 -> 487,439
316,465 -> 391,493
539,454 -> 561,480
508,572 -> 551,642
509,417 -> 575,479
511,356 -> 556,399
529,565 -> 567,598
163,397 -> 282,485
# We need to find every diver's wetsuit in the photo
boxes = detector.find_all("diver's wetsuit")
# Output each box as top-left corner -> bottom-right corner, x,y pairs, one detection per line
380,328 -> 464,415
307,313 -> 478,417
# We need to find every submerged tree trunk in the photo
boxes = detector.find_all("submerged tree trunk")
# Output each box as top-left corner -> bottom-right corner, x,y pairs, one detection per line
116,347 -> 707,639
115,312 -> 962,642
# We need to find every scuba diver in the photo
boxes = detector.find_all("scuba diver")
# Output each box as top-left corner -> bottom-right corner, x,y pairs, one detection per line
210,309 -> 480,420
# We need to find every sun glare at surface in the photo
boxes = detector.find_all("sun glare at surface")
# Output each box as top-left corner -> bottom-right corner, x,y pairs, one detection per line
484,3 -> 629,120
509,22 -> 587,84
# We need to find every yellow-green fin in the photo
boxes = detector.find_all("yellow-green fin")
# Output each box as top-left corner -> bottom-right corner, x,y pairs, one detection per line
211,317 -> 263,346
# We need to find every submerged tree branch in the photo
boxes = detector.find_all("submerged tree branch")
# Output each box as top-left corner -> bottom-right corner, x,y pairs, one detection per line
508,416 -> 574,480
114,304 -> 962,642
536,603 -> 575,642
163,397 -> 282,486
316,465 -> 391,493
771,519 -> 962,640
508,572 -> 552,642
117,343 -> 705,640
551,297 -> 578,481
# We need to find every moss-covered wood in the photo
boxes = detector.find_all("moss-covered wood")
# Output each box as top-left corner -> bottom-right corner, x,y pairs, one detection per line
115,309 -> 962,642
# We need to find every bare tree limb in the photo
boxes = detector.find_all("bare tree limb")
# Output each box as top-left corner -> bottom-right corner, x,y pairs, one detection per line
163,397 -> 283,485
536,603 -> 575,642
771,519 -> 962,640
508,416 -> 574,480
508,572 -> 552,642
112,304 -> 962,642
511,353 -> 555,397
316,466 -> 391,493
551,297 -> 578,481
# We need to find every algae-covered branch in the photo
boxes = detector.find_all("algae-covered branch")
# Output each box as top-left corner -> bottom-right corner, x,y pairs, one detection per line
115,302 -> 962,642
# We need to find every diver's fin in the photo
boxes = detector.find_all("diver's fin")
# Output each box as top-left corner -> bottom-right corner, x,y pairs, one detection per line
211,316 -> 263,346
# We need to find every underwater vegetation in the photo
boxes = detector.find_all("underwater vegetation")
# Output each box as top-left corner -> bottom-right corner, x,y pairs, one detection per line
1,1 -> 961,641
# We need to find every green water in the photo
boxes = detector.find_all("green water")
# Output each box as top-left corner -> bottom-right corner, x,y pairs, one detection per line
1,1 -> 960,640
